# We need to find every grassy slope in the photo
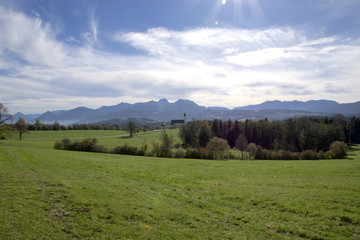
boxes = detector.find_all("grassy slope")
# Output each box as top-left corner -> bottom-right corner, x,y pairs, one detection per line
1,131 -> 360,239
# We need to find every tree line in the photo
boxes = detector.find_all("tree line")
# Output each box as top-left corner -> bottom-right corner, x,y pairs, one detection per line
179,116 -> 357,160
180,116 -> 359,151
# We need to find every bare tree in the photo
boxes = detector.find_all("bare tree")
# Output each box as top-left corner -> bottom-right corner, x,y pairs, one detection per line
0,103 -> 12,125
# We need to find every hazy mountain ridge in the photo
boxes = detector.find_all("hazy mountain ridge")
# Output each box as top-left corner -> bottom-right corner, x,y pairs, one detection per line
12,99 -> 360,125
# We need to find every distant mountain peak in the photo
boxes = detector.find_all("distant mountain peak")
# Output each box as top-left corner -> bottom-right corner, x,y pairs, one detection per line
158,98 -> 169,103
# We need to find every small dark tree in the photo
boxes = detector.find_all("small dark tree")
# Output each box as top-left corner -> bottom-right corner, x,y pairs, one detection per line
35,118 -> 42,130
199,124 -> 212,147
15,117 -> 28,140
127,121 -> 136,137
160,131 -> 173,157
235,133 -> 248,160
53,121 -> 61,131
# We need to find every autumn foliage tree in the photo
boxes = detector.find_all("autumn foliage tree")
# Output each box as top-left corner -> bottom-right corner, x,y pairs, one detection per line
15,117 -> 28,140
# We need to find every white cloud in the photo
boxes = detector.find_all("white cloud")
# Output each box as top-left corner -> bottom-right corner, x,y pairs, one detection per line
0,4 -> 359,113
0,5 -> 66,67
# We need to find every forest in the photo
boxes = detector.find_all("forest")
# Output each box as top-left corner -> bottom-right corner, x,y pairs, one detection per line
208,115 -> 360,151
179,115 -> 360,160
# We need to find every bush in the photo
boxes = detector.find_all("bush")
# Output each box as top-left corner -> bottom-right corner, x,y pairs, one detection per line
325,150 -> 335,159
330,141 -> 348,158
94,144 -> 109,153
112,143 -> 139,155
137,143 -> 148,156
206,137 -> 230,160
301,150 -> 319,160
290,152 -> 301,160
54,142 -> 63,150
317,150 -> 326,159
247,143 -> 257,159
62,138 -> 71,150
185,147 -> 206,159
69,141 -> 81,151
175,149 -> 186,158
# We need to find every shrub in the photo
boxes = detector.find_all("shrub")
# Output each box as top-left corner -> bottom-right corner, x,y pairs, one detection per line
137,143 -> 148,156
94,144 -> 109,153
79,138 -> 98,152
290,152 -> 301,160
317,150 -> 326,159
247,143 -> 257,159
185,147 -> 206,159
112,143 -> 139,155
330,141 -> 348,158
54,142 -> 63,150
206,137 -> 230,160
69,141 -> 81,151
62,138 -> 71,150
175,149 -> 186,158
280,150 -> 292,160
301,150 -> 319,160
325,150 -> 335,159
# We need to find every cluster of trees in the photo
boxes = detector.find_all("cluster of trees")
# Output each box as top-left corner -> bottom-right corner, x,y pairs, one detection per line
179,117 -> 353,160
209,116 -> 360,152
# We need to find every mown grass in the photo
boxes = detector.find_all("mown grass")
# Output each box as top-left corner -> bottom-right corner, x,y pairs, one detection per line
1,131 -> 360,239
9,129 -> 181,151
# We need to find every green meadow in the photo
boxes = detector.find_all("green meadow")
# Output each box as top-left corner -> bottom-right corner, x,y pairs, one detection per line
1,130 -> 360,239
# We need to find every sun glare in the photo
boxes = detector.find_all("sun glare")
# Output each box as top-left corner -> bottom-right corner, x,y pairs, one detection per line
216,0 -> 265,26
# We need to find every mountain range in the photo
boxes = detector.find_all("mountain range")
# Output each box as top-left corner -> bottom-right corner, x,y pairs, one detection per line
12,99 -> 360,125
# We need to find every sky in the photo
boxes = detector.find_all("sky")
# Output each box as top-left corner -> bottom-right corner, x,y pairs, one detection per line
0,0 -> 360,114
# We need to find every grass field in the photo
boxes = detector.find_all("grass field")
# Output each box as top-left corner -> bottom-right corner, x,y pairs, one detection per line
1,130 -> 360,239
9,129 -> 182,151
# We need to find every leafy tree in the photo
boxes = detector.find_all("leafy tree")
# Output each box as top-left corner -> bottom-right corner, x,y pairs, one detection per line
35,118 -> 42,130
160,131 -> 173,157
15,117 -> 28,140
206,137 -> 230,159
235,133 -> 248,160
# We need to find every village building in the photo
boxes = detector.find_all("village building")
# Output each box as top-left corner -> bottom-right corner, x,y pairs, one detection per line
170,113 -> 187,126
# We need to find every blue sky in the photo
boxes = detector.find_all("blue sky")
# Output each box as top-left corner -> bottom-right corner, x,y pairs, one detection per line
0,0 -> 360,114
